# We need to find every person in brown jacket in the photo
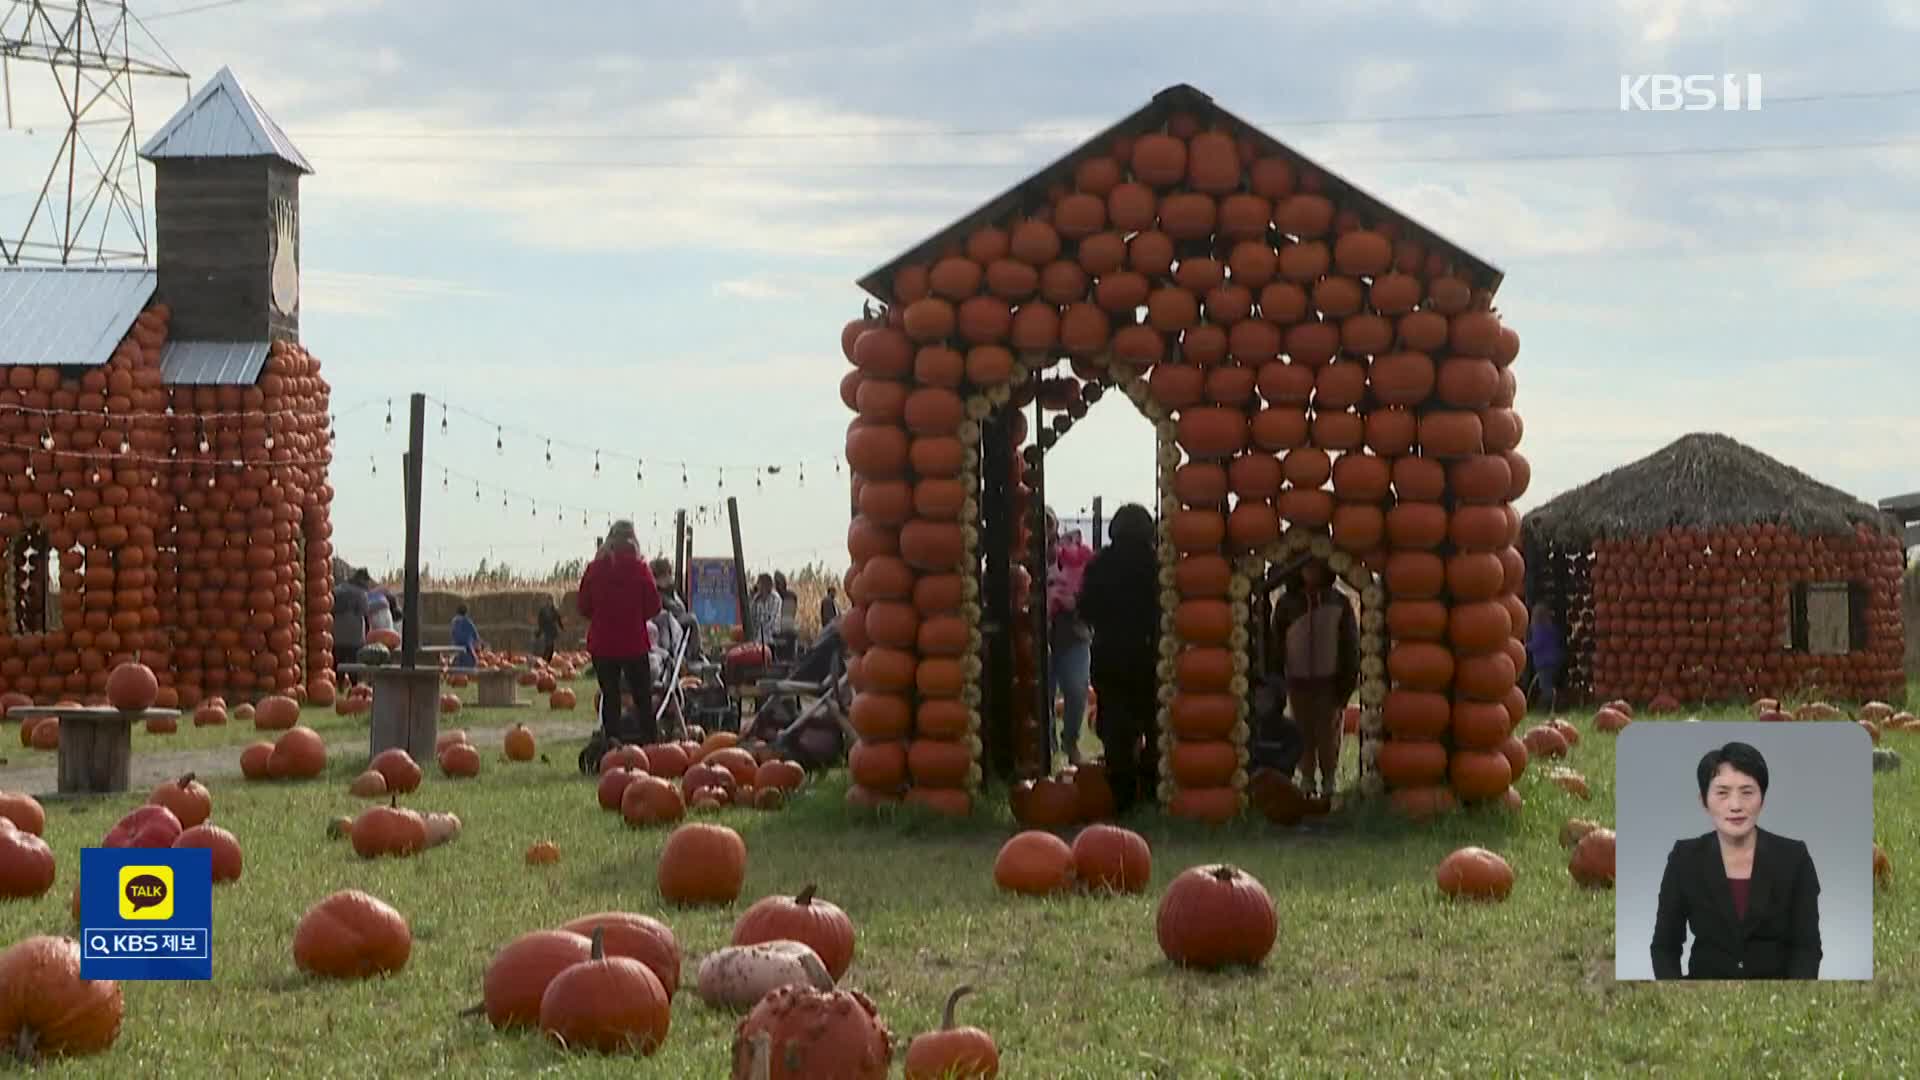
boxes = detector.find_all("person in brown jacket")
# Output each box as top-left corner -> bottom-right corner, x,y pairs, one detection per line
1269,558 -> 1360,800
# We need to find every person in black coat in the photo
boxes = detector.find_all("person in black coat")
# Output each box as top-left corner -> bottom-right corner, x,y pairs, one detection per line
1073,503 -> 1160,817
1651,741 -> 1822,980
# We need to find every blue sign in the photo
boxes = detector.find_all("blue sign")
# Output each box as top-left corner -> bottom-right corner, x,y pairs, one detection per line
79,847 -> 212,981
688,557 -> 739,629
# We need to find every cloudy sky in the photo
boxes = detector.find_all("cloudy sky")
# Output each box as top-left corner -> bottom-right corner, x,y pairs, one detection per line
2,0 -> 1915,578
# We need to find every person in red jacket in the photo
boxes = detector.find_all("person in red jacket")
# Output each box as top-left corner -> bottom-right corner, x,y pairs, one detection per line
577,519 -> 663,751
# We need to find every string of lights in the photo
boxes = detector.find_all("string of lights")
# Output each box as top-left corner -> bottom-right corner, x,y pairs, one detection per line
0,400 -> 363,425
421,457 -> 734,534
413,394 -> 843,489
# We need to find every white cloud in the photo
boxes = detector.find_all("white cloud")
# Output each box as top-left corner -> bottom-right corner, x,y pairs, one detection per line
301,270 -> 503,316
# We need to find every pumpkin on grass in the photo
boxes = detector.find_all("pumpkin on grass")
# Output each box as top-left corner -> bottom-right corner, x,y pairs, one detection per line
350,796 -> 427,859
1560,818 -> 1602,848
1070,824 -> 1151,894
526,841 -> 561,866
0,936 -> 122,1061
731,884 -> 856,981
437,741 -> 482,779
1155,864 -> 1276,970
505,723 -> 536,761
172,824 -> 243,883
1435,846 -> 1514,901
992,831 -> 1075,896
148,773 -> 211,829
292,890 -> 412,979
621,776 -> 686,827
0,818 -> 55,899
729,984 -> 894,1080
0,790 -> 45,835
904,985 -> 999,1080
658,823 -> 747,906
102,805 -> 182,849
560,912 -> 682,997
479,929 -> 594,1029
538,928 -> 672,1056
1873,843 -> 1892,889
1569,828 -> 1616,889
370,748 -> 423,793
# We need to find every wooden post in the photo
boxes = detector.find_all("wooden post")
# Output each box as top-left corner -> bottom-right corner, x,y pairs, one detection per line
673,510 -> 687,596
401,393 -> 425,670
1091,496 -> 1104,551
727,497 -> 752,639
683,524 -> 695,603
981,410 -> 1013,781
1032,394 -> 1052,770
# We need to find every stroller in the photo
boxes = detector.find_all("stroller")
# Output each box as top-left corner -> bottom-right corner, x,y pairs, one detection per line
741,621 -> 853,772
1245,676 -> 1305,778
577,629 -> 695,775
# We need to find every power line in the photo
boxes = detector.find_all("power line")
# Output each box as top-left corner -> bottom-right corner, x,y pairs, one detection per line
292,135 -> 1920,172
141,0 -> 248,21
291,86 -> 1920,142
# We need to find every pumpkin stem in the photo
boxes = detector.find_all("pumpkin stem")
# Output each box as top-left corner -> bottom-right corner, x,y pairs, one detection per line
940,984 -> 975,1030
794,883 -> 817,906
589,926 -> 605,961
389,794 -> 398,809
456,1002 -> 485,1018
1208,865 -> 1238,882
178,772 -> 196,788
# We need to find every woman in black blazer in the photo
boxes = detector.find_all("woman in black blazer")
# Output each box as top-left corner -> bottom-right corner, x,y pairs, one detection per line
1651,741 -> 1822,979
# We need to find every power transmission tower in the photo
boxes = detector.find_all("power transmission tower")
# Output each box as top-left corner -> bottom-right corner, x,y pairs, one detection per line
0,0 -> 188,265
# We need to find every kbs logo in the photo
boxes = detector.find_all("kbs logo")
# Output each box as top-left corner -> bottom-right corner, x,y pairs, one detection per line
119,865 -> 174,920
1620,74 -> 1763,111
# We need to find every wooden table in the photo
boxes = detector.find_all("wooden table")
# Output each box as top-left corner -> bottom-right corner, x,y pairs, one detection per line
8,706 -> 184,795
470,667 -> 531,708
337,664 -> 443,762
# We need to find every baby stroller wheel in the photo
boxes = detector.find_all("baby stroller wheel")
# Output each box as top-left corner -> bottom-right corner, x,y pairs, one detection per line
578,730 -> 615,775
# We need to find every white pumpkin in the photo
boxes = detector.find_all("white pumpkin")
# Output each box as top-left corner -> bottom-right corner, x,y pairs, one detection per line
695,940 -> 834,1012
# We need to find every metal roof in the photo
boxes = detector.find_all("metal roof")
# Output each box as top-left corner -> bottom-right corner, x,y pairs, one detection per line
0,268 -> 156,367
159,341 -> 271,386
139,66 -> 314,175
858,83 -> 1503,305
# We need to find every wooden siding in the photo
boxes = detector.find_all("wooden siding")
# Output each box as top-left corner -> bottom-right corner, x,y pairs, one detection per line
153,158 -> 303,345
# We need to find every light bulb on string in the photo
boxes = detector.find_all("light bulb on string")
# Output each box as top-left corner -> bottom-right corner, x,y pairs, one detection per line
593,451 -> 601,478
474,483 -> 481,502
681,465 -> 687,487
440,402 -> 448,434
544,439 -> 552,468
495,427 -> 503,454
118,430 -> 130,454
442,469 -> 449,491
39,427 -> 52,450
370,456 -> 377,477
384,398 -> 392,431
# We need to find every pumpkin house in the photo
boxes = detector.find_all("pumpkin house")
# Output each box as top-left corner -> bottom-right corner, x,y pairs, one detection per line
1519,433 -> 1907,708
837,84 -> 1528,824
0,67 -> 336,709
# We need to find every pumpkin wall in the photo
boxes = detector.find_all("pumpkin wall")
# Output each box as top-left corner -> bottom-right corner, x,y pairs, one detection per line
0,303 -> 335,708
843,107 -> 1525,822
1567,522 -> 1906,705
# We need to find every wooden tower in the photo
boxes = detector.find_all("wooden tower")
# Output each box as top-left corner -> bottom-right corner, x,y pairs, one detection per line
137,66 -> 313,345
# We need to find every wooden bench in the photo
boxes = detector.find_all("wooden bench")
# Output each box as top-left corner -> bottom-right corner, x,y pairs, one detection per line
8,706 -> 184,795
337,664 -> 443,763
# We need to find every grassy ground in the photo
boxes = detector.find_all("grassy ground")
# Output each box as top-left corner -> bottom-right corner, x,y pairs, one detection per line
0,682 -> 1915,1077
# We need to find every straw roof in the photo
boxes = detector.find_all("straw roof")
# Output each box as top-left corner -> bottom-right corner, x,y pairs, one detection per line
1520,433 -> 1897,549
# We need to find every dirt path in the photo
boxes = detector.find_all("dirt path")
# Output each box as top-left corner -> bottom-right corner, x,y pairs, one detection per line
0,718 -> 599,798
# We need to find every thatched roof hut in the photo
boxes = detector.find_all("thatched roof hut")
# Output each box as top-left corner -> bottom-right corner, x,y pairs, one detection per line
1521,433 -> 1898,551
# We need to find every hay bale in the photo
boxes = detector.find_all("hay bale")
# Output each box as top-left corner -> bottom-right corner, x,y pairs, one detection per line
415,591 -> 466,627
465,590 -> 551,626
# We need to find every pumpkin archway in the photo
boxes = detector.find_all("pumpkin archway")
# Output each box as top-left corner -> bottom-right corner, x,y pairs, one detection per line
837,83 -> 1524,822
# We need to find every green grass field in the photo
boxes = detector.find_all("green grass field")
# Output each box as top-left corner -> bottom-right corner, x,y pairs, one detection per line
1,681 -> 1915,1077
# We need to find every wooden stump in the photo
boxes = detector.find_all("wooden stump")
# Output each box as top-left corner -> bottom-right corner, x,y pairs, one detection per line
474,669 -> 527,708
7,706 -> 178,795
358,667 -> 443,762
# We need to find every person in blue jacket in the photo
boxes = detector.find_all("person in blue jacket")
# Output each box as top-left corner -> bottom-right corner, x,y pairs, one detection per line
450,604 -> 485,670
